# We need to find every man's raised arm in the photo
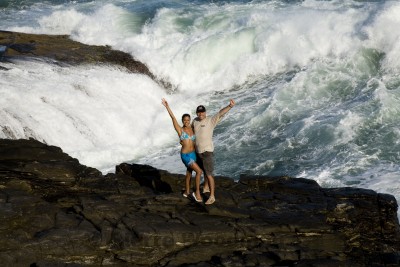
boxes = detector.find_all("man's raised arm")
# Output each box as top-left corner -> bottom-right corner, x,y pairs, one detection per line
218,99 -> 235,117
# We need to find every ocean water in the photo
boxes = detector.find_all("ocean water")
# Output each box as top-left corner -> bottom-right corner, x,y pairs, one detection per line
2,0 -> 400,208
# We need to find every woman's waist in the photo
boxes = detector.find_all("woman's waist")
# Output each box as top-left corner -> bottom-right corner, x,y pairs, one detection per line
180,142 -> 196,153
180,149 -> 196,155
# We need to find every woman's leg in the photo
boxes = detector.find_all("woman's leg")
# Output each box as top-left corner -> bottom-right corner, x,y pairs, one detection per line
185,169 -> 192,196
190,163 -> 202,200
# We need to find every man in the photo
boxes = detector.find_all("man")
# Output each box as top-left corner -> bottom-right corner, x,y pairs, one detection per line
192,99 -> 235,204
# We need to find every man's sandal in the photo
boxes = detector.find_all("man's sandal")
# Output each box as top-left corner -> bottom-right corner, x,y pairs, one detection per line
205,196 -> 215,205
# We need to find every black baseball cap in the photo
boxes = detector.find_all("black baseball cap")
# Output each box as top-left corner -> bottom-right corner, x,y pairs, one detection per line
196,105 -> 206,113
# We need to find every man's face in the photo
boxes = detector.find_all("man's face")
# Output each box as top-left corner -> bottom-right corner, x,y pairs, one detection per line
197,111 -> 206,120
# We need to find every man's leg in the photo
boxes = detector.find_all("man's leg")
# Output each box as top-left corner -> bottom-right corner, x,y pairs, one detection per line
203,179 -> 210,193
201,152 -> 216,204
207,174 -> 215,198
197,152 -> 209,192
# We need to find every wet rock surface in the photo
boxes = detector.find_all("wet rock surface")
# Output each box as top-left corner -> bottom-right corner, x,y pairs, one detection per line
0,30 -> 157,82
0,138 -> 400,266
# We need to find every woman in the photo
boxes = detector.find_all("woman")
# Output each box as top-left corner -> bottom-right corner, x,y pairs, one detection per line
162,98 -> 203,202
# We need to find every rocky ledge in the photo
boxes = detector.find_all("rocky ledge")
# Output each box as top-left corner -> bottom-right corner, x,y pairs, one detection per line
0,138 -> 399,267
0,30 -> 174,88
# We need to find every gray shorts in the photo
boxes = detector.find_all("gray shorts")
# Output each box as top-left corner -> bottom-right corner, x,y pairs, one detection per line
197,151 -> 214,176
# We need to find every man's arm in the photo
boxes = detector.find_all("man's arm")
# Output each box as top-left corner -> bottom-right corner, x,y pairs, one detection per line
218,99 -> 235,117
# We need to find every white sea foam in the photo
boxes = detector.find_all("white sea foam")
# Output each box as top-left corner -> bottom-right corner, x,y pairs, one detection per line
0,59 -> 202,172
365,1 -> 400,71
120,2 -> 369,92
334,111 -> 363,144
4,0 -> 371,92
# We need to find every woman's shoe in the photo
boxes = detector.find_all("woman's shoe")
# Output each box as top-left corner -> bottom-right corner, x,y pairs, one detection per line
182,192 -> 189,198
192,192 -> 203,203
205,196 -> 215,205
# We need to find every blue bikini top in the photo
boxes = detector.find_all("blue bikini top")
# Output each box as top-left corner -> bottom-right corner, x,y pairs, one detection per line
180,130 -> 195,141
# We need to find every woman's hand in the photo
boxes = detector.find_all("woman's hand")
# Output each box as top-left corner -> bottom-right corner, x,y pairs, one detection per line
161,98 -> 168,107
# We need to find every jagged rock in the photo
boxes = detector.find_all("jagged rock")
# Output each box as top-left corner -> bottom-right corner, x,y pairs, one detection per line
0,30 -> 149,74
0,30 -> 170,87
0,138 -> 399,266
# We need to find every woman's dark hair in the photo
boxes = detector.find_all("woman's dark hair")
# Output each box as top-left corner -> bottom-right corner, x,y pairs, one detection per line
182,113 -> 191,121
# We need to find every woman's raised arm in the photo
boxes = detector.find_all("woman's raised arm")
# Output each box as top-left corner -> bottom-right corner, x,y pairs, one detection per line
162,98 -> 182,137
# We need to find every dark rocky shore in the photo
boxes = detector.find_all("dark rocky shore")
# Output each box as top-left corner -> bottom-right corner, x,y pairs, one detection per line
0,138 -> 400,267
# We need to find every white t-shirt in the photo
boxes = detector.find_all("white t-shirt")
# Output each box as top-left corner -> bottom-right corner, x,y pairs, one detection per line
192,113 -> 221,153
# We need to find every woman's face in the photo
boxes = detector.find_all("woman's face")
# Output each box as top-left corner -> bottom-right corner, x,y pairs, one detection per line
182,116 -> 191,127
